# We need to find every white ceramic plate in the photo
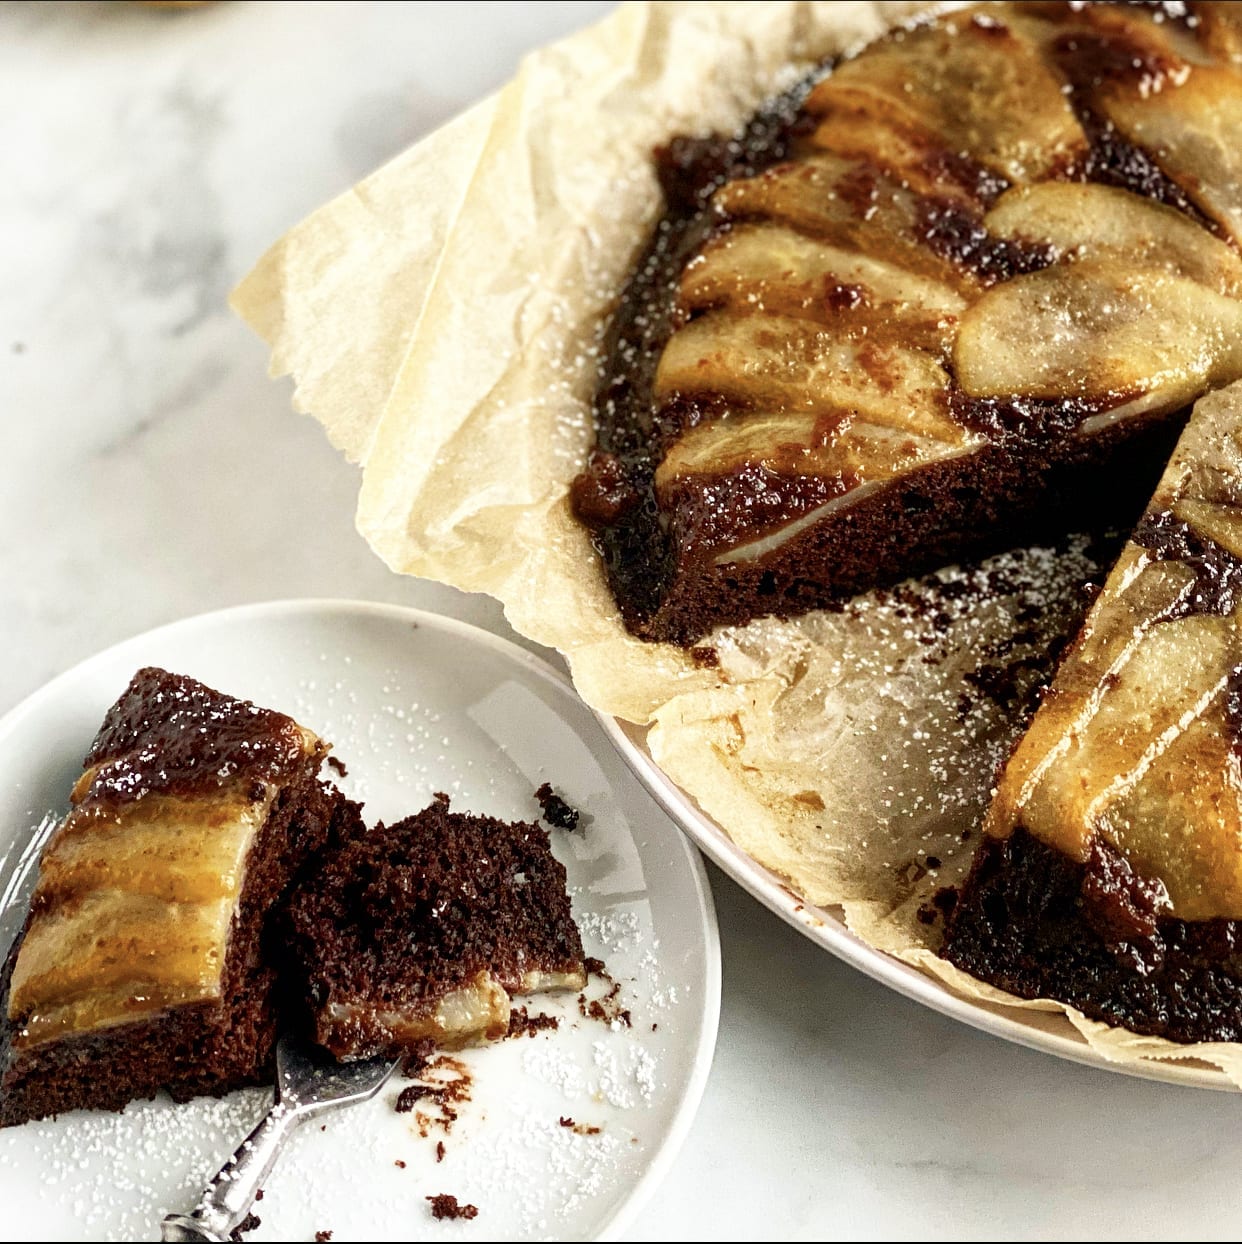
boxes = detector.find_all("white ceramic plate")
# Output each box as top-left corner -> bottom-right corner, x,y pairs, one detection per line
0,601 -> 721,1241
598,717 -> 1233,1094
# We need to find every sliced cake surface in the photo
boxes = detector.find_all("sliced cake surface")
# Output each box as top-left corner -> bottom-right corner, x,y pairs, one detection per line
572,0 -> 1242,644
288,793 -> 586,1060
0,667 -> 357,1127
943,383 -> 1242,1043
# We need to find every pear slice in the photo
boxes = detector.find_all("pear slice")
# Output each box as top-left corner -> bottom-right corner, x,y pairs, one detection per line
1099,65 -> 1242,246
1175,499 -> 1242,560
805,5 -> 1084,185
1102,696 -> 1242,922
984,182 -> 1242,297
983,383 -> 1242,919
655,311 -> 959,444
954,259 -> 1242,402
655,410 -> 976,487
1013,611 -> 1238,901
1196,2 -> 1242,67
680,223 -> 964,350
713,154 -> 982,293
801,84 -> 986,202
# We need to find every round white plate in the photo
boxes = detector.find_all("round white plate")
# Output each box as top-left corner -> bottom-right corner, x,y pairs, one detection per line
598,717 -> 1234,1094
0,601 -> 721,1241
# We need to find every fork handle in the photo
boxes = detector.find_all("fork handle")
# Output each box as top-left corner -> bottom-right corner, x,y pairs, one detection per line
161,1101 -> 303,1242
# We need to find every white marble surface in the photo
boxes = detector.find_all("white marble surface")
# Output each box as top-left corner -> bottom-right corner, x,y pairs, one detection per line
3,3 -> 1242,1241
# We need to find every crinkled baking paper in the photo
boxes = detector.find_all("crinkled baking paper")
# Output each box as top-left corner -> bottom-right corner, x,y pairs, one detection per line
233,1 -> 1242,1085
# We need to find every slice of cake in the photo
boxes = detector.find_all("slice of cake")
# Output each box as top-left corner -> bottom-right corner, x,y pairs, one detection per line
287,794 -> 586,1060
572,1 -> 1242,644
942,383 -> 1242,1043
0,668 -> 360,1127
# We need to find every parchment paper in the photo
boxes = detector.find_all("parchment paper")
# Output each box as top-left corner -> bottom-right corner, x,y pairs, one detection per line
232,0 -> 1242,1085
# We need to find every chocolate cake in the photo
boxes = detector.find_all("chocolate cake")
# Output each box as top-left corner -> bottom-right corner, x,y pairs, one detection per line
287,793 -> 586,1060
943,383 -> 1242,1043
0,668 -> 360,1127
572,0 -> 1242,645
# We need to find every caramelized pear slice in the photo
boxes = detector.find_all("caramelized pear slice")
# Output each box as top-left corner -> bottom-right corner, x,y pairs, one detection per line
1175,499 -> 1242,560
802,84 -> 989,202
999,607 -> 1236,868
655,409 -> 975,487
985,385 -> 1242,919
713,154 -> 981,293
1197,2 -> 1242,67
1100,65 -> 1242,245
984,183 -> 1242,296
985,552 -> 1198,846
680,223 -> 963,349
1102,696 -> 1242,922
806,5 -> 1084,184
656,311 -> 958,443
954,260 -> 1242,402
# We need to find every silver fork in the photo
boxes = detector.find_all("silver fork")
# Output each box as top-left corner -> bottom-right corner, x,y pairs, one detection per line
161,1037 -> 400,1242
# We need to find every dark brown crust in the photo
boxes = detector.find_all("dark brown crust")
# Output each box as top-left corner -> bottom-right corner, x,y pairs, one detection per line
288,794 -> 585,1060
0,767 -> 359,1128
942,827 -> 1242,1045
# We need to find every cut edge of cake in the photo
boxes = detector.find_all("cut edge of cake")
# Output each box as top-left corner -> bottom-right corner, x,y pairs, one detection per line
287,793 -> 587,1061
942,380 -> 1242,1044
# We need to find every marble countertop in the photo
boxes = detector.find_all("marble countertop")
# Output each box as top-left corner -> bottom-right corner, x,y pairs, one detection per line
3,2 -> 1240,1240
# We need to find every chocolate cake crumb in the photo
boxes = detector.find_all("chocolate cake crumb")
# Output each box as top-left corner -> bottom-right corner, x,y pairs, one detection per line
229,1214 -> 260,1241
395,1160 -> 406,1169
400,1040 -> 435,1079
507,1006 -> 560,1039
689,645 -> 719,668
395,1084 -> 430,1114
395,1055 -> 473,1138
254,1191 -> 263,1203
559,1116 -> 602,1136
326,756 -> 348,777
427,1195 -> 479,1222
436,1141 -> 446,1163
578,959 -> 632,1027
534,782 -> 581,831
315,1232 -> 333,1242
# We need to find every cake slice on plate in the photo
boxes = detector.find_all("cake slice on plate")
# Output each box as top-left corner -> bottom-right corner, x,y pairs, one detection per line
288,793 -> 586,1060
943,383 -> 1242,1043
0,668 -> 361,1127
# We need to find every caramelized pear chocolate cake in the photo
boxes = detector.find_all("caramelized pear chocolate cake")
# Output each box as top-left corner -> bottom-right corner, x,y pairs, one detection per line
0,668 -> 361,1127
1,673 -> 589,1125
943,383 -> 1242,1043
287,793 -> 586,1060
572,0 -> 1242,645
